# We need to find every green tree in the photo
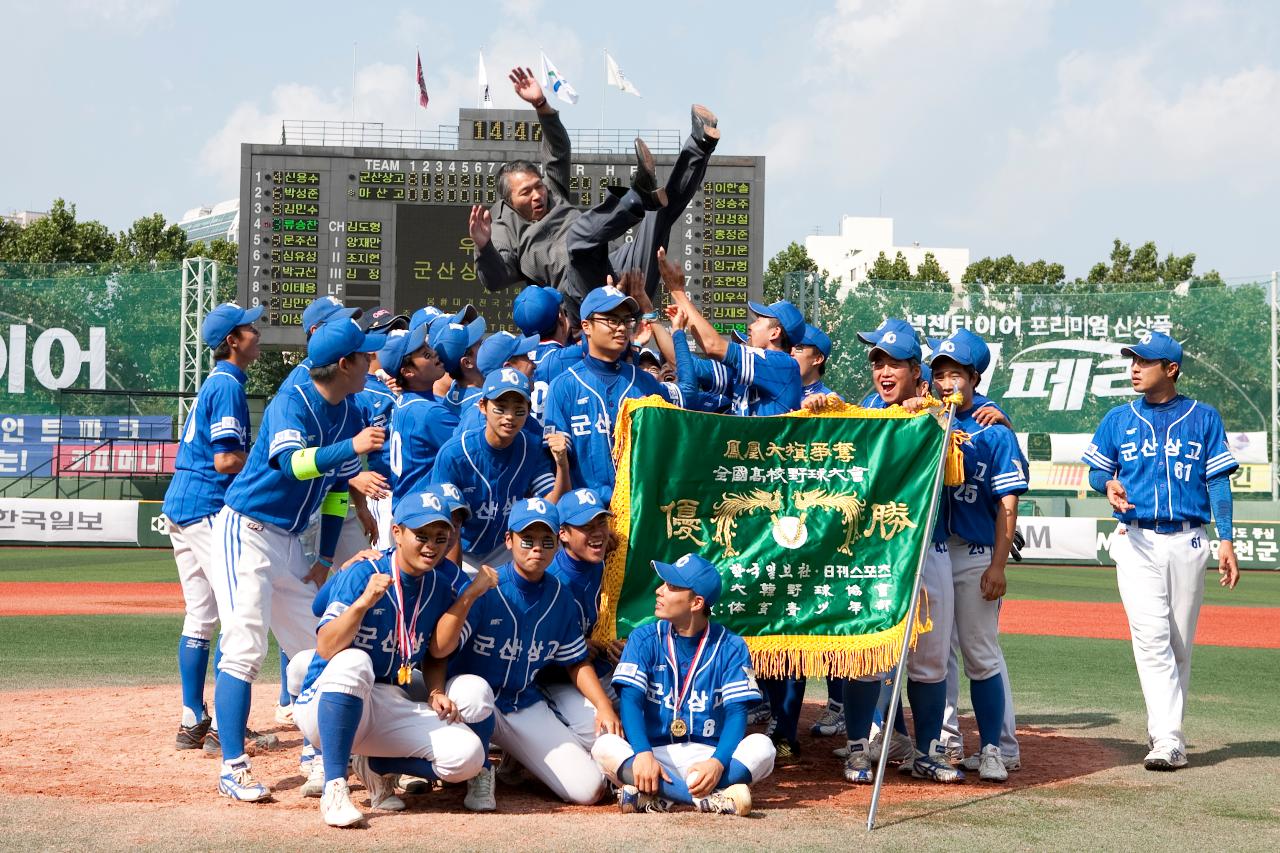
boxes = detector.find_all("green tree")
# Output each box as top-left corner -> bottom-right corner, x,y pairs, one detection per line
1074,239 -> 1223,292
114,213 -> 189,266
962,255 -> 1066,291
0,199 -> 116,264
913,251 -> 951,285
866,251 -> 912,282
763,241 -> 824,304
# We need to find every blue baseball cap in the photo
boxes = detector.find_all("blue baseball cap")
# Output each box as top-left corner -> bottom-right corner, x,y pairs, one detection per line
202,302 -> 264,349
581,285 -> 639,319
477,331 -> 540,375
409,306 -> 446,332
302,296 -> 361,332
307,318 -> 387,368
927,330 -> 985,370
652,553 -> 723,607
1121,330 -> 1183,365
481,367 -> 532,401
797,323 -> 832,358
862,318 -> 922,361
422,482 -> 471,523
919,361 -> 933,387
393,489 -> 453,530
377,325 -> 430,376
557,488 -> 612,527
747,300 -> 805,345
927,329 -> 991,374
513,285 -> 564,336
430,311 -> 487,373
732,329 -> 748,344
508,497 -> 560,533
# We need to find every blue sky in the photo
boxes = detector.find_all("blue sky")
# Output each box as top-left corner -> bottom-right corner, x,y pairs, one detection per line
3,0 -> 1278,280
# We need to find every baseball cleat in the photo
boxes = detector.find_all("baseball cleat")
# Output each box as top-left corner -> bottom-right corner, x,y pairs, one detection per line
400,775 -> 439,794
203,728 -> 280,758
617,784 -> 672,814
218,756 -> 271,802
176,716 -> 212,750
977,744 -> 1009,783
746,701 -> 772,727
771,736 -> 800,767
809,701 -> 845,737
694,783 -> 752,816
274,703 -> 295,726
464,765 -> 497,812
903,741 -> 965,784
961,750 -> 1021,772
299,744 -> 317,773
869,728 -> 916,765
300,756 -> 326,798
842,738 -> 874,784
1143,745 -> 1188,771
351,755 -> 405,811
320,778 -> 364,827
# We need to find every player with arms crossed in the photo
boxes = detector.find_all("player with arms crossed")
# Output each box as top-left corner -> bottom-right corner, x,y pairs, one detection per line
209,319 -> 387,802
1082,331 -> 1239,771
164,302 -> 261,750
289,492 -> 495,826
591,553 -> 776,815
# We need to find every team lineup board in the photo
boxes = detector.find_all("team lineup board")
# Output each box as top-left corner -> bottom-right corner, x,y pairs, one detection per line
237,109 -> 765,347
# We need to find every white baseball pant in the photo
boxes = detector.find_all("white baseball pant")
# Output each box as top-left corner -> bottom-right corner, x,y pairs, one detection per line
168,514 -> 220,641
591,732 -> 776,787
368,495 -> 394,551
210,507 -> 323,683
540,670 -> 618,752
462,543 -> 513,577
941,633 -> 1019,760
1109,525 -> 1209,751
948,536 -> 1005,681
491,699 -> 608,805
292,648 -> 491,782
905,543 -> 954,683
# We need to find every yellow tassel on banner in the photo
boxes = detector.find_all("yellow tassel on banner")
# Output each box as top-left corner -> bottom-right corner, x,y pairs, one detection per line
945,429 -> 969,487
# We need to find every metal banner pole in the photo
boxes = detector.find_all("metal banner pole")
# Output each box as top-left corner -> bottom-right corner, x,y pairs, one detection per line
866,401 -> 958,831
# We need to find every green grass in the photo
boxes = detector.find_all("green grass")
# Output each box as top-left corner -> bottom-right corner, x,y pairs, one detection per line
0,547 -> 177,582
1006,563 -> 1280,607
0,614 -> 279,691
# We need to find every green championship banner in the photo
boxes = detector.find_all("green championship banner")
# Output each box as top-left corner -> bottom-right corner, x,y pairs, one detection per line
597,397 -> 950,679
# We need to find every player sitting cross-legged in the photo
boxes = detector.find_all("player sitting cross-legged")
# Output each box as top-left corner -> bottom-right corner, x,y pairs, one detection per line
290,492 -> 496,827
432,498 -> 620,810
591,553 -> 776,816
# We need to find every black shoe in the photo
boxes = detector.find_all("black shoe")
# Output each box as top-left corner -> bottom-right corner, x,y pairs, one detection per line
772,735 -> 801,767
631,138 -> 667,210
690,104 -> 720,150
176,715 -> 212,750
202,727 -> 279,758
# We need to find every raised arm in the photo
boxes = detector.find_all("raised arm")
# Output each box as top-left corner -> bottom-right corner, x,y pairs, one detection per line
658,247 -> 727,361
510,66 -> 571,198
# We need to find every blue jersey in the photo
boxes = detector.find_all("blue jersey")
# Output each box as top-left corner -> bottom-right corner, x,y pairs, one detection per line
935,408 -> 1029,546
612,620 -> 761,748
389,391 -> 459,511
531,342 -> 581,421
222,381 -> 362,534
353,374 -> 397,479
449,562 -> 588,712
722,342 -> 801,416
300,553 -> 456,694
277,358 -> 313,394
430,429 -> 556,555
802,379 -> 838,399
443,381 -> 484,418
543,354 -> 670,503
672,330 -> 733,413
163,362 -> 250,526
1083,395 -> 1237,527
545,550 -> 603,638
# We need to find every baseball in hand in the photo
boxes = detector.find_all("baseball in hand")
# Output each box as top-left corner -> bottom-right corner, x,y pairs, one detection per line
685,770 -> 702,788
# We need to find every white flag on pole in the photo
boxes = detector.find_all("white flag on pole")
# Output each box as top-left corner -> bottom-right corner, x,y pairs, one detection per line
605,51 -> 641,97
539,50 -> 579,105
478,51 -> 492,108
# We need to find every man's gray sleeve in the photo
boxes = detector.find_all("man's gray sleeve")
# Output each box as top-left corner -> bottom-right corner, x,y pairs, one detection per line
476,239 -> 524,292
539,109 -> 573,201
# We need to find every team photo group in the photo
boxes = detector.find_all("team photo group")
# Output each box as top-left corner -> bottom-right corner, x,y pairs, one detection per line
162,70 -> 1241,828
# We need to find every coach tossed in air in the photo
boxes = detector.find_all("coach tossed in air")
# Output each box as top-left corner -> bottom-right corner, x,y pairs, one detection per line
1082,330 -> 1238,772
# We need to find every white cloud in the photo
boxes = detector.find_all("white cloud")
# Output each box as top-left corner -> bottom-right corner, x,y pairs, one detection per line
64,0 -> 173,31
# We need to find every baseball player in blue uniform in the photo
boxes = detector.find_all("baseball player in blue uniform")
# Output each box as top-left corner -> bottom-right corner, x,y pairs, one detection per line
660,248 -> 802,416
925,330 -> 1029,783
434,499 -> 621,809
382,325 -> 455,514
289,492 -> 495,826
1083,331 -> 1239,771
431,310 -> 488,419
454,329 -> 544,442
543,285 -> 674,503
591,553 -> 775,815
538,487 -> 620,748
514,285 -> 572,421
164,302 -> 261,750
352,307 -> 409,549
432,369 -> 571,572
209,318 -> 387,802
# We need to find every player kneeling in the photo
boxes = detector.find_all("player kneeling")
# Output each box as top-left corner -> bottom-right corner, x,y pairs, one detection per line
592,554 -> 775,816
291,492 -> 496,827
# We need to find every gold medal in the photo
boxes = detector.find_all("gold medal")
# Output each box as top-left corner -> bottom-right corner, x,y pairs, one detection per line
397,664 -> 411,685
670,718 -> 688,737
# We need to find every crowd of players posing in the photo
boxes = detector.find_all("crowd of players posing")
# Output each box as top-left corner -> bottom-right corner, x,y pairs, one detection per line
161,69 -> 1239,828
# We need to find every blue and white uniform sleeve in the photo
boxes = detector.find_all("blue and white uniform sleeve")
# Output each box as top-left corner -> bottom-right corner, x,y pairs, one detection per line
717,636 -> 762,706
722,342 -> 798,406
550,603 -> 589,665
527,435 -> 557,497
987,428 -> 1030,497
206,381 -> 247,451
1202,409 -> 1239,479
1082,410 -> 1120,477
611,627 -> 653,693
316,564 -> 373,630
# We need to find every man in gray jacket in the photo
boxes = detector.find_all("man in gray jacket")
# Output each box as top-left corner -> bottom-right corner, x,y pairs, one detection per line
468,66 -> 720,323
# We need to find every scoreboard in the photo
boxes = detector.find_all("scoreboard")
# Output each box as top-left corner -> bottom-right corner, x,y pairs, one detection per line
237,109 -> 765,347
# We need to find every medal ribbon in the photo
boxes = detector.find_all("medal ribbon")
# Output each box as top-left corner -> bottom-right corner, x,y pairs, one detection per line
664,622 -> 711,727
390,560 -> 428,672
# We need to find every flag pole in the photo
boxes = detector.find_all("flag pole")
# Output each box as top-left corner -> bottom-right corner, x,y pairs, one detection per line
415,44 -> 420,132
351,42 -> 358,121
866,401 -> 958,831
601,48 -> 607,132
